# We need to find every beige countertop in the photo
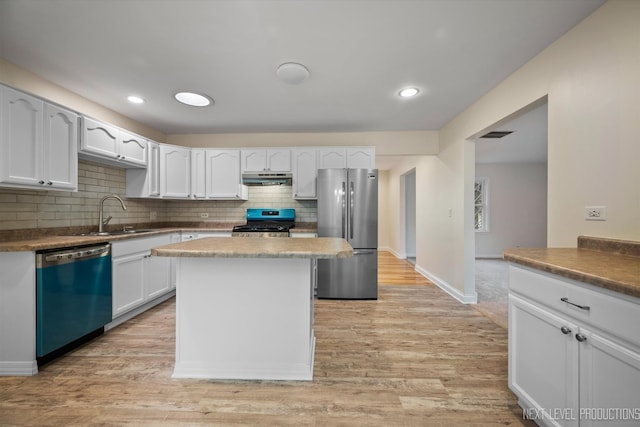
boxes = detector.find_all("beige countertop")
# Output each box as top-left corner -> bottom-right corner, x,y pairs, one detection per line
504,237 -> 640,299
0,222 -> 318,252
152,237 -> 352,259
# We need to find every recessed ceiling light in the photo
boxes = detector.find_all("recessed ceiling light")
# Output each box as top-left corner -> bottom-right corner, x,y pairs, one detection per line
276,62 -> 310,85
127,95 -> 145,104
174,91 -> 213,107
399,87 -> 419,98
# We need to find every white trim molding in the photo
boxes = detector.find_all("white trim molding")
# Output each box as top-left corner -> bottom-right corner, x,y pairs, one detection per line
415,264 -> 478,304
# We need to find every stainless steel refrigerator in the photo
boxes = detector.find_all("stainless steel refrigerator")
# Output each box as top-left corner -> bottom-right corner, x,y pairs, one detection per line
317,168 -> 378,299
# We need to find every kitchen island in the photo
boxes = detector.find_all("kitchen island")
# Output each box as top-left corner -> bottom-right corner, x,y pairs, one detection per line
151,237 -> 352,381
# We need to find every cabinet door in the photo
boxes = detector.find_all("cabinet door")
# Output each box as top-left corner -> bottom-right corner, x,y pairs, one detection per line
190,149 -> 206,199
160,145 -> 191,198
146,253 -> 171,299
241,149 -> 267,172
292,148 -> 317,199
0,87 -> 43,187
119,130 -> 147,166
266,149 -> 291,172
206,149 -> 242,198
578,328 -> 640,427
318,148 -> 346,169
509,295 -> 579,427
112,252 -> 146,317
81,117 -> 119,159
43,104 -> 78,191
346,147 -> 375,169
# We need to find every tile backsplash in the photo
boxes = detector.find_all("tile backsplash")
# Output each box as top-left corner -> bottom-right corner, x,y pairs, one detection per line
0,160 -> 317,231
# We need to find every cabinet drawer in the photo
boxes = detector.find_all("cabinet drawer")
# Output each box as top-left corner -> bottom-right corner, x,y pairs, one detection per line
112,234 -> 172,257
509,265 -> 640,347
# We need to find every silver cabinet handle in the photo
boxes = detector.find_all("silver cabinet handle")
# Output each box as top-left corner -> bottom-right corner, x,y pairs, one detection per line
560,326 -> 572,335
560,297 -> 590,311
575,333 -> 588,342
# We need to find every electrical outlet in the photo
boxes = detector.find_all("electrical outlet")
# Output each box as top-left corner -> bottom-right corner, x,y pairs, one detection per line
200,212 -> 209,219
584,206 -> 606,221
149,211 -> 157,220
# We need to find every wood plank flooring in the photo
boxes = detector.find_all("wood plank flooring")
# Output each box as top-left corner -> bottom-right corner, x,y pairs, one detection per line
0,252 -> 531,426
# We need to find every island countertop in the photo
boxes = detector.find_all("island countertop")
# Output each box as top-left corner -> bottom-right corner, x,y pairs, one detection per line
151,237 -> 353,259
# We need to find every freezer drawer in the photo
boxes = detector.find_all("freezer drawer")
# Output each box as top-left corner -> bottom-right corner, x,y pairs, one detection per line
317,249 -> 377,299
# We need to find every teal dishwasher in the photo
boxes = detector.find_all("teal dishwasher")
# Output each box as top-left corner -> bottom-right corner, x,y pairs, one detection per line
36,243 -> 112,359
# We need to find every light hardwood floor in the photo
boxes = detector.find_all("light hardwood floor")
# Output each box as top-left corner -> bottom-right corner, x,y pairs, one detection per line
0,251 -> 532,426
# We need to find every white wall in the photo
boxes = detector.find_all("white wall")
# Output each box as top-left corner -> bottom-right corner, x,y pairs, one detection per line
475,163 -> 547,258
405,171 -> 416,258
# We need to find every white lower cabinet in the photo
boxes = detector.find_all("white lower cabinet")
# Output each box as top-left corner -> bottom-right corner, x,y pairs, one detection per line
112,234 -> 173,318
508,265 -> 640,426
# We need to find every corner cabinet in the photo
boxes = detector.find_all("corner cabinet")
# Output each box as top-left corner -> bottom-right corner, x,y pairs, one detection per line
0,85 -> 78,192
126,140 -> 160,198
79,116 -> 147,168
508,264 -> 640,426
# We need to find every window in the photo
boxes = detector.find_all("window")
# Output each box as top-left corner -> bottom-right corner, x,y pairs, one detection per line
474,178 -> 489,232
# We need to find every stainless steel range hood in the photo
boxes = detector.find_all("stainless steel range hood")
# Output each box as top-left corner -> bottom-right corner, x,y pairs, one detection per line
242,172 -> 292,186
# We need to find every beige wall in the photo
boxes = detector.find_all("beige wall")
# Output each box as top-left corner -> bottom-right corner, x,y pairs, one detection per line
0,59 -> 165,143
167,130 -> 439,156
421,0 -> 638,299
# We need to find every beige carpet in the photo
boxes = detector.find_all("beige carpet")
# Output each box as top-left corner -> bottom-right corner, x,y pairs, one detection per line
473,258 -> 509,329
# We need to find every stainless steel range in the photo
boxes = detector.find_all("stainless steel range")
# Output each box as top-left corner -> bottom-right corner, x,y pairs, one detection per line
232,208 -> 295,237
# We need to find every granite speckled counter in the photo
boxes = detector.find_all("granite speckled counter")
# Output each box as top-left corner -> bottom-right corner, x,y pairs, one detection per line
151,236 -> 350,259
503,236 -> 640,299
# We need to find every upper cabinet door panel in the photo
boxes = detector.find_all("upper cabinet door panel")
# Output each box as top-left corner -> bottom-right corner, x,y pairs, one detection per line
318,148 -> 346,169
43,104 -> 78,190
241,149 -> 267,172
81,116 -> 118,158
267,149 -> 291,172
160,145 -> 191,198
346,147 -> 375,169
206,149 -> 242,198
119,130 -> 147,166
0,87 -> 43,186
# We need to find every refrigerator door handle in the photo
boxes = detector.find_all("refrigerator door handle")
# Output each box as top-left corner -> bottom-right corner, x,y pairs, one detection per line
350,181 -> 355,239
341,181 -> 347,238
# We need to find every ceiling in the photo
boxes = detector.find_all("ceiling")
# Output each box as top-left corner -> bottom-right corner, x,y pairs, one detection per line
0,0 -> 604,138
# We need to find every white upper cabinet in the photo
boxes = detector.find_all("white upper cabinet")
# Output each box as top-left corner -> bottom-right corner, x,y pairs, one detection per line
190,149 -> 206,199
346,147 -> 375,169
80,116 -> 147,168
0,85 -> 78,191
318,147 -> 346,169
292,148 -> 318,199
159,144 -> 191,198
318,147 -> 375,170
206,149 -> 247,199
126,140 -> 160,198
241,148 -> 291,173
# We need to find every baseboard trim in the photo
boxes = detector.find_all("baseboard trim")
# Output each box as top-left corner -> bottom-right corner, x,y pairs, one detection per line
475,254 -> 504,259
380,246 -> 405,259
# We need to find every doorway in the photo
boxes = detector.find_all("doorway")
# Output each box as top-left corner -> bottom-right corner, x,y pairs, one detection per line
404,169 -> 416,264
472,100 -> 548,328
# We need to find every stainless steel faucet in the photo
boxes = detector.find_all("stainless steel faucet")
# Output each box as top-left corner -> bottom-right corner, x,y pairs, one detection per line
98,195 -> 127,233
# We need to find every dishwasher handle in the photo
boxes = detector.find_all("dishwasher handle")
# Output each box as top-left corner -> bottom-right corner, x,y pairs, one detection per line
37,244 -> 111,268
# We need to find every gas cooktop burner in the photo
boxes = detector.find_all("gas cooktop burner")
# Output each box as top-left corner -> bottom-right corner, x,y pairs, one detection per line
232,224 -> 291,232
232,208 -> 295,235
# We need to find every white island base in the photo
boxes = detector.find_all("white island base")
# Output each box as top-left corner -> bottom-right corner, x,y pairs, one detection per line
173,257 -> 315,381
